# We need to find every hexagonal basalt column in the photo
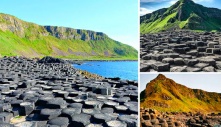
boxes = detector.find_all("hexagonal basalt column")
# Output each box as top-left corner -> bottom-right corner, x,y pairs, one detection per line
151,62 -> 170,72
0,112 -> 13,123
20,102 -> 35,116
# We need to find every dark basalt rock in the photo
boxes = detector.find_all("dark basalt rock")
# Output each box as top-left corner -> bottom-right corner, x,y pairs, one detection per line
0,57 -> 137,126
105,120 -> 127,127
0,103 -> 11,112
14,122 -> 37,127
118,115 -> 137,127
38,56 -> 67,64
46,98 -> 67,109
61,108 -> 81,120
103,101 -> 119,108
48,117 -> 69,127
0,123 -> 14,127
84,100 -> 103,109
92,113 -> 112,124
40,109 -> 62,120
20,102 -> 35,116
140,108 -> 221,127
114,105 -> 128,114
0,112 -> 13,123
68,103 -> 83,108
128,106 -> 138,114
82,108 -> 101,115
70,113 -> 91,127
86,123 -> 103,127
140,30 -> 221,72
101,108 -> 114,114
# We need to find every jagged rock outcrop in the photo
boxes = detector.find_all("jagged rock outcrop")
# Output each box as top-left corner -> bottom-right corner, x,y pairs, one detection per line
37,56 -> 67,64
0,13 -> 48,38
44,26 -> 106,41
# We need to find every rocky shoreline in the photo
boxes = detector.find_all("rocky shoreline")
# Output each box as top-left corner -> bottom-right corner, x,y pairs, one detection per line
69,60 -> 137,66
0,56 -> 138,127
140,108 -> 221,127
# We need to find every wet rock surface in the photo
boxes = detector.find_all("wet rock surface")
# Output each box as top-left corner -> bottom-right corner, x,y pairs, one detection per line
0,57 -> 138,127
140,31 -> 221,72
140,108 -> 221,127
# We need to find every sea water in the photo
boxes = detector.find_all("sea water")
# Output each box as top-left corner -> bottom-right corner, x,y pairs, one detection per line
73,61 -> 138,81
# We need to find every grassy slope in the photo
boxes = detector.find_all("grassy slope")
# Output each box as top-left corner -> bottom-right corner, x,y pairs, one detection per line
140,0 -> 221,34
0,30 -> 137,60
140,76 -> 221,113
140,12 -> 177,34
0,13 -> 137,60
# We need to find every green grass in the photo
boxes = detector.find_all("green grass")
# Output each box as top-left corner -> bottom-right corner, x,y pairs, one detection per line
0,13 -> 137,60
179,20 -> 188,28
140,77 -> 221,113
141,12 -> 177,33
14,116 -> 22,119
0,30 -> 137,60
140,0 -> 221,34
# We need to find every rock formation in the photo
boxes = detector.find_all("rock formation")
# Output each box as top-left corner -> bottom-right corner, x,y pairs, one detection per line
140,31 -> 221,72
140,74 -> 221,126
0,57 -> 138,126
140,108 -> 221,127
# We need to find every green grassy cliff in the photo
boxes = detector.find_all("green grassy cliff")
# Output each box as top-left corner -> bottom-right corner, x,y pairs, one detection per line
0,13 -> 137,60
140,74 -> 221,113
140,0 -> 221,34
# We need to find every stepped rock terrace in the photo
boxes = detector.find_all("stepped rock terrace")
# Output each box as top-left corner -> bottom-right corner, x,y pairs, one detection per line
0,57 -> 138,127
140,108 -> 221,127
140,31 -> 221,72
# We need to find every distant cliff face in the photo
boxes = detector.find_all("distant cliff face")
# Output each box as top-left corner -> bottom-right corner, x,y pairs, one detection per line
140,0 -> 221,33
44,26 -> 107,41
0,13 -> 137,59
140,74 -> 221,113
0,13 -> 48,38
0,13 -> 107,41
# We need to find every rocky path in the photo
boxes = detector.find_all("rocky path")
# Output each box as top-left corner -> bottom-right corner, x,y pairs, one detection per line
140,108 -> 221,127
0,57 -> 138,127
140,31 -> 221,72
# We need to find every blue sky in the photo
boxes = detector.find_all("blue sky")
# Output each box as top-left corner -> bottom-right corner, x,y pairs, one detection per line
140,73 -> 221,93
140,0 -> 221,16
0,0 -> 138,49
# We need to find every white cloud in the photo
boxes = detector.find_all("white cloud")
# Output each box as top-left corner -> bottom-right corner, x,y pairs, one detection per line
169,0 -> 178,5
141,0 -> 214,13
140,8 -> 153,16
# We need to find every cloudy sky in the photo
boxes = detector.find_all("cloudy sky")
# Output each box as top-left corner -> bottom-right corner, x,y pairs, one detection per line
140,73 -> 221,93
0,0 -> 139,50
140,0 -> 221,16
